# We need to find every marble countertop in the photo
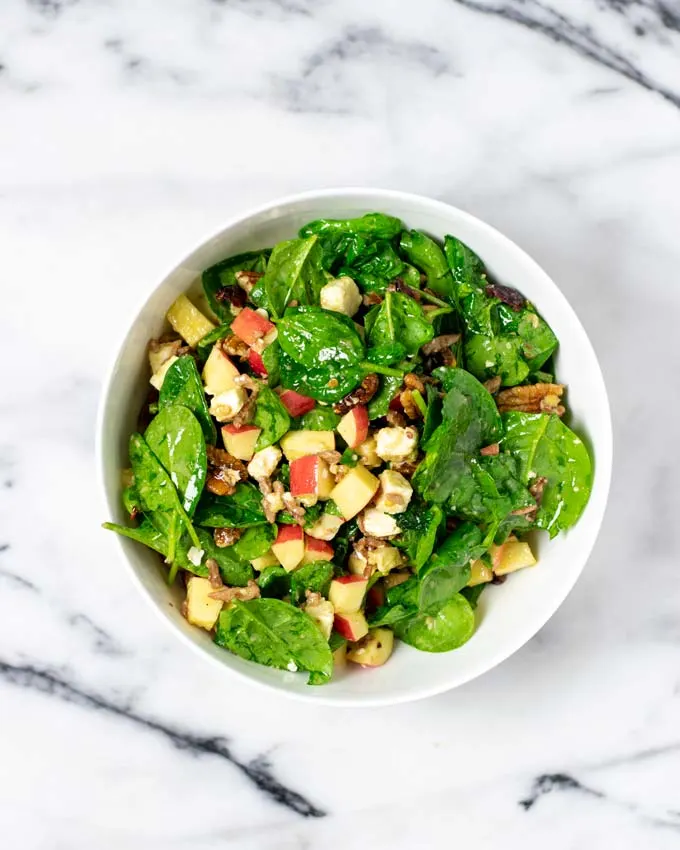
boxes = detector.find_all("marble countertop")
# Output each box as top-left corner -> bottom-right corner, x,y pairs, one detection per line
2,0 -> 680,847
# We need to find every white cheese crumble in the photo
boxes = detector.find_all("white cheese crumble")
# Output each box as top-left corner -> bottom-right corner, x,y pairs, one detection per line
187,547 -> 205,567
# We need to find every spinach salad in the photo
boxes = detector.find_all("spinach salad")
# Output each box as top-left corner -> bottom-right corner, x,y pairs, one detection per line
104,213 -> 593,685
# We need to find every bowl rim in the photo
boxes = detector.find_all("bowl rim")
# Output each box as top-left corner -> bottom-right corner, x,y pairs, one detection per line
96,186 -> 613,707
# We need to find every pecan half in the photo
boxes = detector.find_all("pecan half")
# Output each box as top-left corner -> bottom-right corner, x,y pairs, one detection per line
214,285 -> 246,310
400,389 -> 421,420
235,270 -> 263,293
496,383 -> 565,416
333,373 -> 379,415
422,333 -> 461,356
485,282 -> 525,311
390,457 -> 420,478
403,373 -> 425,394
213,527 -> 242,548
209,579 -> 260,603
206,558 -> 223,589
282,491 -> 306,525
386,409 -> 407,428
363,292 -> 383,307
206,446 -> 248,496
221,335 -> 250,360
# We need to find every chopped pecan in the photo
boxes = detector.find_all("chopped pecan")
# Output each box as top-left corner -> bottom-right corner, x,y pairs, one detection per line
483,376 -> 502,395
333,465 -> 350,482
333,373 -> 379,415
363,292 -> 383,307
214,285 -> 246,310
305,589 -> 323,607
496,383 -> 565,416
235,270 -> 263,293
386,409 -> 407,428
422,333 -> 461,356
213,527 -> 242,548
234,373 -> 261,392
261,479 -> 285,523
354,536 -> 386,559
206,446 -> 248,496
389,278 -> 422,301
439,348 -> 456,367
403,373 -> 425,394
390,457 -> 420,478
480,443 -> 500,456
511,505 -> 537,517
206,558 -> 223,589
221,335 -> 250,360
485,282 -> 525,311
319,450 -> 342,466
400,389 -> 421,420
529,475 -> 548,506
209,579 -> 261,603
282,491 -> 306,525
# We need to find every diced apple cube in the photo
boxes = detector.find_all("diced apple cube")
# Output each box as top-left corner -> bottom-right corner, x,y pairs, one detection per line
185,576 -> 223,630
222,424 -> 261,461
280,430 -> 335,461
468,559 -> 493,586
248,348 -> 268,377
347,628 -> 394,667
271,525 -> 305,572
348,551 -> 368,576
370,545 -> 403,574
306,512 -> 345,541
355,435 -> 381,468
279,389 -> 316,417
150,355 -> 179,391
231,308 -> 275,347
203,345 -> 240,396
290,455 -> 334,505
250,551 -> 279,571
329,575 -> 368,614
333,611 -> 369,641
329,466 -> 380,520
361,508 -> 401,538
332,641 -> 347,668
209,387 -> 247,422
337,406 -> 369,449
303,597 -> 335,640
383,571 -> 412,591
374,470 -> 413,515
494,541 -> 537,576
302,536 -> 334,565
148,340 -> 181,375
166,295 -> 215,347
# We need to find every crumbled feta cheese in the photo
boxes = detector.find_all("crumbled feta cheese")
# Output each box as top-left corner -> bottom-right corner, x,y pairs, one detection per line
150,355 -> 179,391
287,660 -> 298,672
187,547 -> 205,567
306,512 -> 344,541
209,387 -> 247,422
375,426 -> 419,463
361,508 -> 401,537
247,445 -> 282,481
303,597 -> 335,640
374,470 -> 413,515
320,276 -> 362,317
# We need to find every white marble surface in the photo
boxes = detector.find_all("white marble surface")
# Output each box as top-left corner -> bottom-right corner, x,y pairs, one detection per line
2,0 -> 680,847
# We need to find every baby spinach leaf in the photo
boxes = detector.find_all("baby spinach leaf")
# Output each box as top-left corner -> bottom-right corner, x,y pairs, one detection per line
394,503 -> 443,570
331,517 -> 358,568
202,250 -> 268,321
418,564 -> 471,614
195,528 -> 253,585
103,518 -> 171,562
263,237 -> 326,319
417,522 -> 486,612
367,372 -> 404,419
464,333 -> 530,386
145,405 -> 207,516
369,576 -> 420,628
342,241 -> 405,293
261,341 -> 280,387
290,560 -> 334,605
399,230 -> 453,297
300,212 -> 402,241
296,407 -> 341,431
447,453 -> 534,529
502,412 -> 592,537
461,584 -> 486,609
421,383 -> 442,447
365,342 -> 407,366
257,565 -> 291,598
194,483 -> 266,528
367,291 -> 434,356
278,306 -> 365,370
252,386 -> 290,451
279,349 -> 363,403
231,524 -> 276,561
159,356 -> 216,445
215,598 -> 333,684
433,367 -> 502,443
196,325 -> 233,364
393,593 -> 475,652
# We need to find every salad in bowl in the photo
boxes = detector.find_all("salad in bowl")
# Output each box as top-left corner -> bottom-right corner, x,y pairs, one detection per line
103,211 -> 592,686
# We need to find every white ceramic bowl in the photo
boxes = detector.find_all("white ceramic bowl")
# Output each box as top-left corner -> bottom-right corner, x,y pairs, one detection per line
97,188 -> 612,707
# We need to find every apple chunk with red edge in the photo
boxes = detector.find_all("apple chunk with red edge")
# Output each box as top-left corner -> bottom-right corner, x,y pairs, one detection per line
347,627 -> 394,666
334,611 -> 369,642
248,348 -> 267,377
221,424 -> 261,461
329,466 -> 379,520
231,308 -> 275,346
301,536 -> 334,565
279,389 -> 316,417
271,525 -> 305,572
337,405 -> 369,449
203,345 -> 240,395
290,455 -> 334,503
329,575 -> 368,614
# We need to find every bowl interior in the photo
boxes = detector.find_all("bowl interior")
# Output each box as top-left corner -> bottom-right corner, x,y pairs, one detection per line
99,189 -> 611,706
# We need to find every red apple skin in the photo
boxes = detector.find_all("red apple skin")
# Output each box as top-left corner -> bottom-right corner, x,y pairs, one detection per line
274,525 -> 304,545
231,308 -> 275,346
389,394 -> 403,412
279,389 -> 316,417
290,455 -> 333,500
248,349 -> 268,377
338,405 -> 369,448
221,424 -> 261,460
334,575 -> 367,586
303,536 -> 334,562
333,612 -> 369,641
366,585 -> 385,612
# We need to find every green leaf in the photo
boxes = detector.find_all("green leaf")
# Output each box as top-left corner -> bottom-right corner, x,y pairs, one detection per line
365,342 -> 407,366
278,306 -> 365,370
145,405 -> 207,516
215,598 -> 333,684
263,237 -> 326,319
300,213 -> 403,241
432,367 -> 502,443
421,383 -> 442,447
202,250 -> 268,321
230,525 -> 276,561
367,291 -> 433,356
159,356 -> 216,445
290,561 -> 334,605
196,325 -> 233,364
252,386 -> 291,451
296,407 -> 341,431
417,522 -> 486,613
461,583 -> 486,609
502,412 -> 592,537
394,594 -> 475,652
399,230 -> 453,298
367,372 -> 404,419
257,566 -> 291,598
394,503 -> 443,570
279,349 -> 363,403
194,483 -> 266,528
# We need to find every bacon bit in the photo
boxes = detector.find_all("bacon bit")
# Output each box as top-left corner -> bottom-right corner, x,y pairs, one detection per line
333,373 -> 379,415
206,447 -> 248,496
485,282 -> 525,311
234,270 -> 263,293
386,409 -> 407,428
422,333 -> 461,356
529,476 -> 548,507
206,558 -> 224,589
496,383 -> 565,416
363,292 -> 383,306
209,579 -> 260,603
483,376 -> 502,394
214,285 -> 246,309
213,527 -> 242,548
480,443 -> 500,456
282,491 -> 306,525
